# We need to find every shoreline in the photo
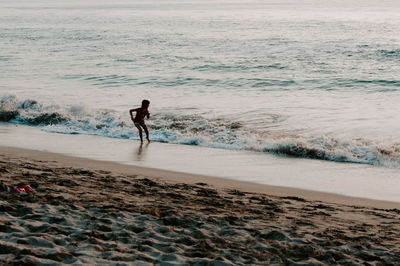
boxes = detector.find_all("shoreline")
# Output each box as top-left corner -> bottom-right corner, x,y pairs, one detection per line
1,146 -> 400,264
1,145 -> 399,209
1,122 -> 400,203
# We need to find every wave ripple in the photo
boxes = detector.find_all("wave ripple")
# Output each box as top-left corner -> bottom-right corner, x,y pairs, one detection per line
1,94 -> 400,168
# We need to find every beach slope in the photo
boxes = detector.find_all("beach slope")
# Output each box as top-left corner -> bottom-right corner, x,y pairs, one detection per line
1,147 -> 400,264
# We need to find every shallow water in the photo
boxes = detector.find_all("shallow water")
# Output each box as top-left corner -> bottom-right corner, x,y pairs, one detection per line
1,0 -> 400,167
1,123 -> 400,202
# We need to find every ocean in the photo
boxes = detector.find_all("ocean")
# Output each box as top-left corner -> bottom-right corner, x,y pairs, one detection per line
1,0 -> 400,168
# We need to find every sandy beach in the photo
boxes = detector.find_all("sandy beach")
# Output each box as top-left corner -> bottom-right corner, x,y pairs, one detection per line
0,147 -> 400,265
3,0 -> 400,264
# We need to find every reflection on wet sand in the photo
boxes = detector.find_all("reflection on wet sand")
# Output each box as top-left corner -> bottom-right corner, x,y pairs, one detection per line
135,142 -> 150,161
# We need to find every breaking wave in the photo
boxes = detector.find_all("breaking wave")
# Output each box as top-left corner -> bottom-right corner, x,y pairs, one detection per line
1,94 -> 400,168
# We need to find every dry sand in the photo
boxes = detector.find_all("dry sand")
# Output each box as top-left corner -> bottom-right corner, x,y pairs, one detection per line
1,146 -> 400,265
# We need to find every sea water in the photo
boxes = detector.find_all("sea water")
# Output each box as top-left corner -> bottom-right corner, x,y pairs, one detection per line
1,0 -> 400,168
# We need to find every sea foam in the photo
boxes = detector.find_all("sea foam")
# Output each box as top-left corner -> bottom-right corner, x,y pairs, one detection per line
1,94 -> 400,168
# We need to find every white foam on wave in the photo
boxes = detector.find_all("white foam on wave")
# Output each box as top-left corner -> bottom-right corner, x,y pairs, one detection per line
1,94 -> 400,168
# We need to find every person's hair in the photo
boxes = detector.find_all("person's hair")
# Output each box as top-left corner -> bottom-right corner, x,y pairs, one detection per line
141,99 -> 150,108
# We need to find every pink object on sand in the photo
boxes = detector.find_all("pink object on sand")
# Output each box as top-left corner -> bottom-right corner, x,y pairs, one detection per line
7,185 -> 33,195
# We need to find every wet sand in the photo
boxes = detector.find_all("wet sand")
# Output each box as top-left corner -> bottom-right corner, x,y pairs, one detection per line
1,122 -> 400,203
1,146 -> 400,265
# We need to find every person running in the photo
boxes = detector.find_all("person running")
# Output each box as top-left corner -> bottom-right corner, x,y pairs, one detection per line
129,99 -> 150,143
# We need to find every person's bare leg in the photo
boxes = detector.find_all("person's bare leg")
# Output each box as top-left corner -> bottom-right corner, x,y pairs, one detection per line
135,124 -> 143,142
142,125 -> 151,142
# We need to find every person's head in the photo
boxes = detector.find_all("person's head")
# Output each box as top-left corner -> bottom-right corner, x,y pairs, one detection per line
141,99 -> 150,108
